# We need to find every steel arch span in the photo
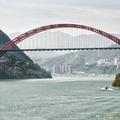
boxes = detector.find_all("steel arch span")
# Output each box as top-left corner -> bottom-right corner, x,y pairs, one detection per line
1,23 -> 120,50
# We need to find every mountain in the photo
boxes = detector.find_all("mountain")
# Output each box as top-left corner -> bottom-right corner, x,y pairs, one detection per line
24,51 -> 62,59
8,32 -> 62,59
7,31 -> 120,59
6,31 -> 120,75
23,31 -> 120,49
112,73 -> 120,87
37,45 -> 120,75
0,30 -> 52,79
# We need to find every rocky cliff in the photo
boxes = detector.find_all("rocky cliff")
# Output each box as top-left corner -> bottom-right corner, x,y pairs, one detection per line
112,73 -> 120,87
0,30 -> 52,79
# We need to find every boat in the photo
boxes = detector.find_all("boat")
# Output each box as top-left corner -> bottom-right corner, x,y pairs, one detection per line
101,87 -> 113,91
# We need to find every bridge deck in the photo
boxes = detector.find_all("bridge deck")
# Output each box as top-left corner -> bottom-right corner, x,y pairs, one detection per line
0,47 -> 120,51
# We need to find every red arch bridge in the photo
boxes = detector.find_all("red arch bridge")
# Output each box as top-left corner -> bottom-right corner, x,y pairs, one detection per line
0,24 -> 120,56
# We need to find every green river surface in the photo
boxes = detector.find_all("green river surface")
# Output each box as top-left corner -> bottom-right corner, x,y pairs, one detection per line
0,76 -> 120,120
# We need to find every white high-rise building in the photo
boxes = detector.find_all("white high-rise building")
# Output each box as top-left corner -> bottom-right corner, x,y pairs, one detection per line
53,65 -> 61,74
63,65 -> 72,74
67,65 -> 72,74
61,65 -> 65,74
114,58 -> 118,66
65,65 -> 68,73
97,59 -> 106,66
53,65 -> 72,74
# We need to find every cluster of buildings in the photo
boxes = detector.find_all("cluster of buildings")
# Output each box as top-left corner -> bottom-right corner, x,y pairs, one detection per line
53,65 -> 72,74
85,58 -> 120,68
96,58 -> 120,67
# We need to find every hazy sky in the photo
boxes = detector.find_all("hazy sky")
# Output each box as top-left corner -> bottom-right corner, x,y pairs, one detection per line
0,0 -> 120,34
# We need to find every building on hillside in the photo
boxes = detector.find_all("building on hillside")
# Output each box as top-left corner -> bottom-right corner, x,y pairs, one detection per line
53,65 -> 72,74
53,65 -> 61,74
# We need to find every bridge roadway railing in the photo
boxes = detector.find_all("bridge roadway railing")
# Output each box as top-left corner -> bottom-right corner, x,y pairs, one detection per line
0,47 -> 120,52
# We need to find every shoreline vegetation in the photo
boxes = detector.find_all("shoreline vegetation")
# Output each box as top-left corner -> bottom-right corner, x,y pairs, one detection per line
112,73 -> 120,87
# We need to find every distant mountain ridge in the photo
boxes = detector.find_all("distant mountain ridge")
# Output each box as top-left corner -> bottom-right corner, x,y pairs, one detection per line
7,31 -> 120,59
23,31 -> 119,48
37,44 -> 120,75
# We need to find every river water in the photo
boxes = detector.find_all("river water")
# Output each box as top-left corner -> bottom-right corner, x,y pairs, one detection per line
0,76 -> 120,120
